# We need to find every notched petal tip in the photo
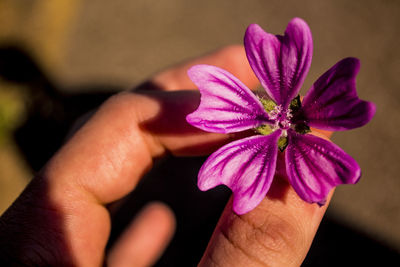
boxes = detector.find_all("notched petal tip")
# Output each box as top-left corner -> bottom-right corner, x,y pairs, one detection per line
365,101 -> 377,121
287,17 -> 312,32
185,112 -> 202,127
186,64 -> 271,133
317,199 -> 327,207
186,64 -> 215,84
245,23 -> 264,37
286,130 -> 361,204
232,195 -> 256,215
198,132 -> 281,214
340,57 -> 361,71
244,18 -> 313,108
298,57 -> 375,131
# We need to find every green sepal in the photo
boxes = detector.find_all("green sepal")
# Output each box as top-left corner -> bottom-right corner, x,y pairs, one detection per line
290,95 -> 311,134
255,124 -> 273,135
289,95 -> 301,114
278,136 -> 288,152
294,123 -> 311,134
259,98 -> 276,113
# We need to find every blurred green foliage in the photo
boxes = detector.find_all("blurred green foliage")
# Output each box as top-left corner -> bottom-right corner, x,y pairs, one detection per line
0,80 -> 26,144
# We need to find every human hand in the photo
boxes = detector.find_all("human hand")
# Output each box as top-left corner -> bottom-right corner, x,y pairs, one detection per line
0,45 -> 332,266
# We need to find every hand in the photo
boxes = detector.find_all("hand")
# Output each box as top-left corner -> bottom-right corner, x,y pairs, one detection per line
0,45 -> 331,266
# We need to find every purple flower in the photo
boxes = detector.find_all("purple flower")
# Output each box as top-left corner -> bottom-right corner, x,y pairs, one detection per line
186,18 -> 376,215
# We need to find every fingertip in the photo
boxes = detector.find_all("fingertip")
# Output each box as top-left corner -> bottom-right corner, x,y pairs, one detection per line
107,201 -> 175,267
143,201 -> 176,233
150,45 -> 259,91
211,45 -> 259,89
199,178 -> 333,267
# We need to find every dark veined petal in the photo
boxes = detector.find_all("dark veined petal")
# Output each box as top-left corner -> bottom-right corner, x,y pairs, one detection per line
244,18 -> 313,108
296,57 -> 376,131
285,130 -> 360,204
186,65 -> 272,133
198,130 -> 281,214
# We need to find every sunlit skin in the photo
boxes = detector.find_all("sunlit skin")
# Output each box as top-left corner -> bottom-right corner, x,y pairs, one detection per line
0,45 -> 334,267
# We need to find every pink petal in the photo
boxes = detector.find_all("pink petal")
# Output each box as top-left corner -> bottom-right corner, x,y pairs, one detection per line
285,130 -> 361,204
244,18 -> 313,108
186,65 -> 271,133
295,57 -> 376,131
198,130 -> 281,214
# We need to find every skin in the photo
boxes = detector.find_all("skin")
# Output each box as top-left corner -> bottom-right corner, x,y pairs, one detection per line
0,45 -> 332,267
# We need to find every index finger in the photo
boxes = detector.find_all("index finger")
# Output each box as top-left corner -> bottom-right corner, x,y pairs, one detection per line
140,45 -> 259,91
24,46 -> 257,265
44,45 -> 259,204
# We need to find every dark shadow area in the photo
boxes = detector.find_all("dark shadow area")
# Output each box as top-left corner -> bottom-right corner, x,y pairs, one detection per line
303,216 -> 400,266
136,89 -> 255,156
107,155 -> 231,267
0,176 -> 75,266
136,90 -> 201,135
0,44 -> 118,171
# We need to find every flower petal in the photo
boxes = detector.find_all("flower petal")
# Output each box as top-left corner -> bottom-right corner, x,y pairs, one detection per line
198,130 -> 281,214
285,130 -> 361,204
244,18 -> 313,108
186,65 -> 272,133
295,57 -> 376,131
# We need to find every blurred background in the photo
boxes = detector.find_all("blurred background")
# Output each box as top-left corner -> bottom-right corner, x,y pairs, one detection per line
0,0 -> 399,266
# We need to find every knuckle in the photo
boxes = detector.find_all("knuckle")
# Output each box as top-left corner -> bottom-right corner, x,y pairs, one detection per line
219,212 -> 306,266
253,214 -> 301,254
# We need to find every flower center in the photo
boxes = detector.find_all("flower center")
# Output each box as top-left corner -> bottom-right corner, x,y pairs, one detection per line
255,95 -> 311,151
269,105 -> 292,130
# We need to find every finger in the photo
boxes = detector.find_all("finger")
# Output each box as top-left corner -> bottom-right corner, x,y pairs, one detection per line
36,46 -> 259,265
44,45 -> 261,204
107,202 -> 175,267
198,131 -> 334,266
143,45 -> 259,91
199,179 -> 333,267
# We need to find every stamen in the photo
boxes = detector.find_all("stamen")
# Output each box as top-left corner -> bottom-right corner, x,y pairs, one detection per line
268,105 -> 292,130
269,105 -> 283,121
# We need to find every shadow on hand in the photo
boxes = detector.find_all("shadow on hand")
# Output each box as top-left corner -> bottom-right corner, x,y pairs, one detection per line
0,44 -> 118,171
0,176 -> 74,265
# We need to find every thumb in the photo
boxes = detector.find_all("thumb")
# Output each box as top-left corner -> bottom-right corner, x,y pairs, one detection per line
199,176 -> 331,267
